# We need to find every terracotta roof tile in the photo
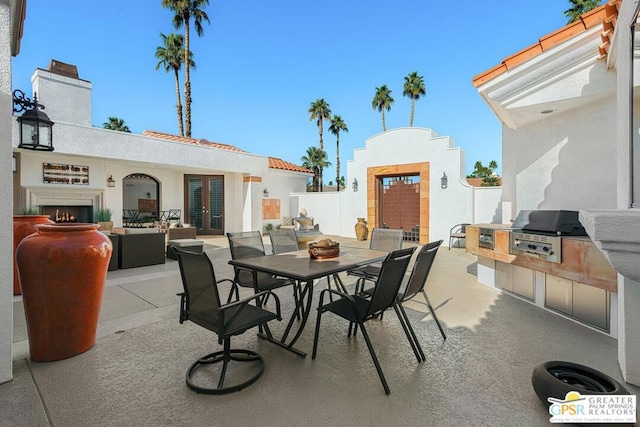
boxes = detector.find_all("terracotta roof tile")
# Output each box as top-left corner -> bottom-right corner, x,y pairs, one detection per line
472,0 -> 620,88
142,130 -> 246,152
268,157 -> 312,174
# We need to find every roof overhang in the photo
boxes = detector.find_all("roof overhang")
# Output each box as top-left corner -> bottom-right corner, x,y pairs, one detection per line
10,0 -> 26,56
475,26 -> 616,130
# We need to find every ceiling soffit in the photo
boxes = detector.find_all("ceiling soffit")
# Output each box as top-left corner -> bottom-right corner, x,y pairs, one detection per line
478,27 -> 615,129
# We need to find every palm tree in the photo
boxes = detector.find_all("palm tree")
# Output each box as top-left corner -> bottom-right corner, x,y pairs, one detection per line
301,146 -> 331,192
103,117 -> 131,132
161,0 -> 210,138
402,71 -> 426,127
372,85 -> 394,131
308,98 -> 332,190
155,32 -> 195,137
564,0 -> 603,23
328,115 -> 348,191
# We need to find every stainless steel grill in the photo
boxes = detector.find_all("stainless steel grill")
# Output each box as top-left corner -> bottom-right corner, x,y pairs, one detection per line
508,210 -> 587,264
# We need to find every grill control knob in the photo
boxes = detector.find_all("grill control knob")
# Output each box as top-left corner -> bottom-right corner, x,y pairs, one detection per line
542,247 -> 550,252
528,244 -> 537,250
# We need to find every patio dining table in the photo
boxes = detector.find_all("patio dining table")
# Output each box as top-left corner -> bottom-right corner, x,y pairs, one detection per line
228,246 -> 388,357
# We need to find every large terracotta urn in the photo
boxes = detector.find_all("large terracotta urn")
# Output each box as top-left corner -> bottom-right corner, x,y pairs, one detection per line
13,215 -> 54,295
16,223 -> 112,362
355,217 -> 369,241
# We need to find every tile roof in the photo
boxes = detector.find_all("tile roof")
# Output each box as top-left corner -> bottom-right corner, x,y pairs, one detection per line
143,130 -> 312,174
142,130 -> 247,152
472,0 -> 620,88
269,157 -> 312,174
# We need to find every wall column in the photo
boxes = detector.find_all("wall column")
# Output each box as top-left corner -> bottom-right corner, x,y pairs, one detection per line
242,176 -> 263,232
0,0 -> 15,384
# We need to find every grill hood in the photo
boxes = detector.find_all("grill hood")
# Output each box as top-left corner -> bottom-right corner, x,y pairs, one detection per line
512,210 -> 587,236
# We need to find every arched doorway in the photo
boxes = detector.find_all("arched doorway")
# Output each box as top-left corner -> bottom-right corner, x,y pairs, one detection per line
123,174 -> 160,223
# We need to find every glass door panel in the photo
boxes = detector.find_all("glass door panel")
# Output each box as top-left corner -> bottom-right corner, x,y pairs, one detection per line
185,175 -> 224,235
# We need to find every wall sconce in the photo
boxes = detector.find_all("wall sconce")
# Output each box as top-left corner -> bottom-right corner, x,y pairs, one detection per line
12,154 -> 17,173
441,172 -> 448,189
263,188 -> 269,197
13,90 -> 54,151
107,175 -> 115,187
352,178 -> 358,192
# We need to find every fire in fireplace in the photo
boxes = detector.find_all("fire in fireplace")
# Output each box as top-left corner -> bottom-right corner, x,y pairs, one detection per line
41,206 -> 94,223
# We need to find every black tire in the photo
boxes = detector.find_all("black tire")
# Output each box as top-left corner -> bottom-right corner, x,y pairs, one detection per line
531,360 -> 630,406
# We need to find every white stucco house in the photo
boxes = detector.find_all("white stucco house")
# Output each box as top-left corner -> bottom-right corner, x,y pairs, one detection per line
12,63 -> 311,236
472,0 -> 640,385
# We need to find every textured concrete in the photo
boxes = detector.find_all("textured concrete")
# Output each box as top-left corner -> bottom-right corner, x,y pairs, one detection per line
5,236 -> 639,426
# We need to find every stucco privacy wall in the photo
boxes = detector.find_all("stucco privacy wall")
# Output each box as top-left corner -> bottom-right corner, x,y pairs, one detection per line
0,0 -> 13,384
503,96 -> 618,217
293,127 -> 502,244
343,127 -> 497,244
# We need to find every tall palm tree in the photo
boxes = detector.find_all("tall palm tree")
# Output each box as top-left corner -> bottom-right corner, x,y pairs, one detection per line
103,117 -> 131,132
161,0 -> 210,138
155,32 -> 195,137
564,0 -> 603,23
372,85 -> 394,131
301,146 -> 331,192
308,98 -> 332,190
328,115 -> 348,191
402,71 -> 426,127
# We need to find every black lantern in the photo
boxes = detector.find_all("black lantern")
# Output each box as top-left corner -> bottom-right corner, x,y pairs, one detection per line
107,175 -> 116,187
441,172 -> 448,189
13,90 -> 54,151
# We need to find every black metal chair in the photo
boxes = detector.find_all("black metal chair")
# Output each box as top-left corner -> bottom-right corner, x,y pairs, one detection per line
359,241 -> 446,352
268,228 -> 304,318
268,228 -> 300,254
449,223 -> 470,250
175,249 -> 281,394
312,247 -> 417,396
348,227 -> 403,294
226,231 -> 299,304
394,240 -> 446,362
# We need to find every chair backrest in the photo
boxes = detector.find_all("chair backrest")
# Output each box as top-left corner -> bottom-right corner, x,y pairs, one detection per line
268,228 -> 299,254
450,223 -> 470,235
175,250 -> 222,332
401,240 -> 443,302
367,247 -> 416,316
369,228 -> 404,251
227,231 -> 266,260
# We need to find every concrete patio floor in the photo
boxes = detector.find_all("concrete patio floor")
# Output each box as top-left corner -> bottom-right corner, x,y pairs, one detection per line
3,236 -> 638,426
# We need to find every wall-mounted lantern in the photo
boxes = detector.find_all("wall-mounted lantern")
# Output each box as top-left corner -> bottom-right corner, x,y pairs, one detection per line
441,172 -> 448,189
352,178 -> 358,192
107,175 -> 116,187
263,188 -> 269,197
13,90 -> 54,151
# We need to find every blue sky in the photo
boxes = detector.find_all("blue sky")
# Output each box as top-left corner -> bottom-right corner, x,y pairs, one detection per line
12,1 -> 574,179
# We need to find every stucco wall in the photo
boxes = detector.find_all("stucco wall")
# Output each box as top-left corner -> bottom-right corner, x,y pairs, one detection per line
0,0 -> 13,384
294,127 -> 498,245
262,169 -> 309,223
502,96 -> 617,217
32,69 -> 92,127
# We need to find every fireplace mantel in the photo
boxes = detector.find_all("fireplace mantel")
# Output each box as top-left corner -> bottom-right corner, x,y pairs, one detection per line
23,186 -> 105,210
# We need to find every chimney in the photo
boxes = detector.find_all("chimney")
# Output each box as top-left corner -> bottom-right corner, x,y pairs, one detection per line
31,59 -> 92,127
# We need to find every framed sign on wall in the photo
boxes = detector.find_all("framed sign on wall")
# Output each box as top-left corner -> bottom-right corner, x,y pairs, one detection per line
43,163 -> 89,185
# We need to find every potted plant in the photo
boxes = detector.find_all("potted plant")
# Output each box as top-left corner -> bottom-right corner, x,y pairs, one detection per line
13,207 -> 54,295
95,208 -> 113,231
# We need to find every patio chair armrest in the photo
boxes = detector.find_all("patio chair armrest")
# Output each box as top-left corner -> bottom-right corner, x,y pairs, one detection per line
318,288 -> 359,312
177,292 -> 188,323
220,290 -> 282,323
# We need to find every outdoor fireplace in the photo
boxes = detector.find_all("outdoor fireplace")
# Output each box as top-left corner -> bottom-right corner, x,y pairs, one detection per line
41,205 -> 93,223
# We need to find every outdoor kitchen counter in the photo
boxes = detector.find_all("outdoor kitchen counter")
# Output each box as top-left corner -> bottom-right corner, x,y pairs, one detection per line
466,225 -> 617,292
